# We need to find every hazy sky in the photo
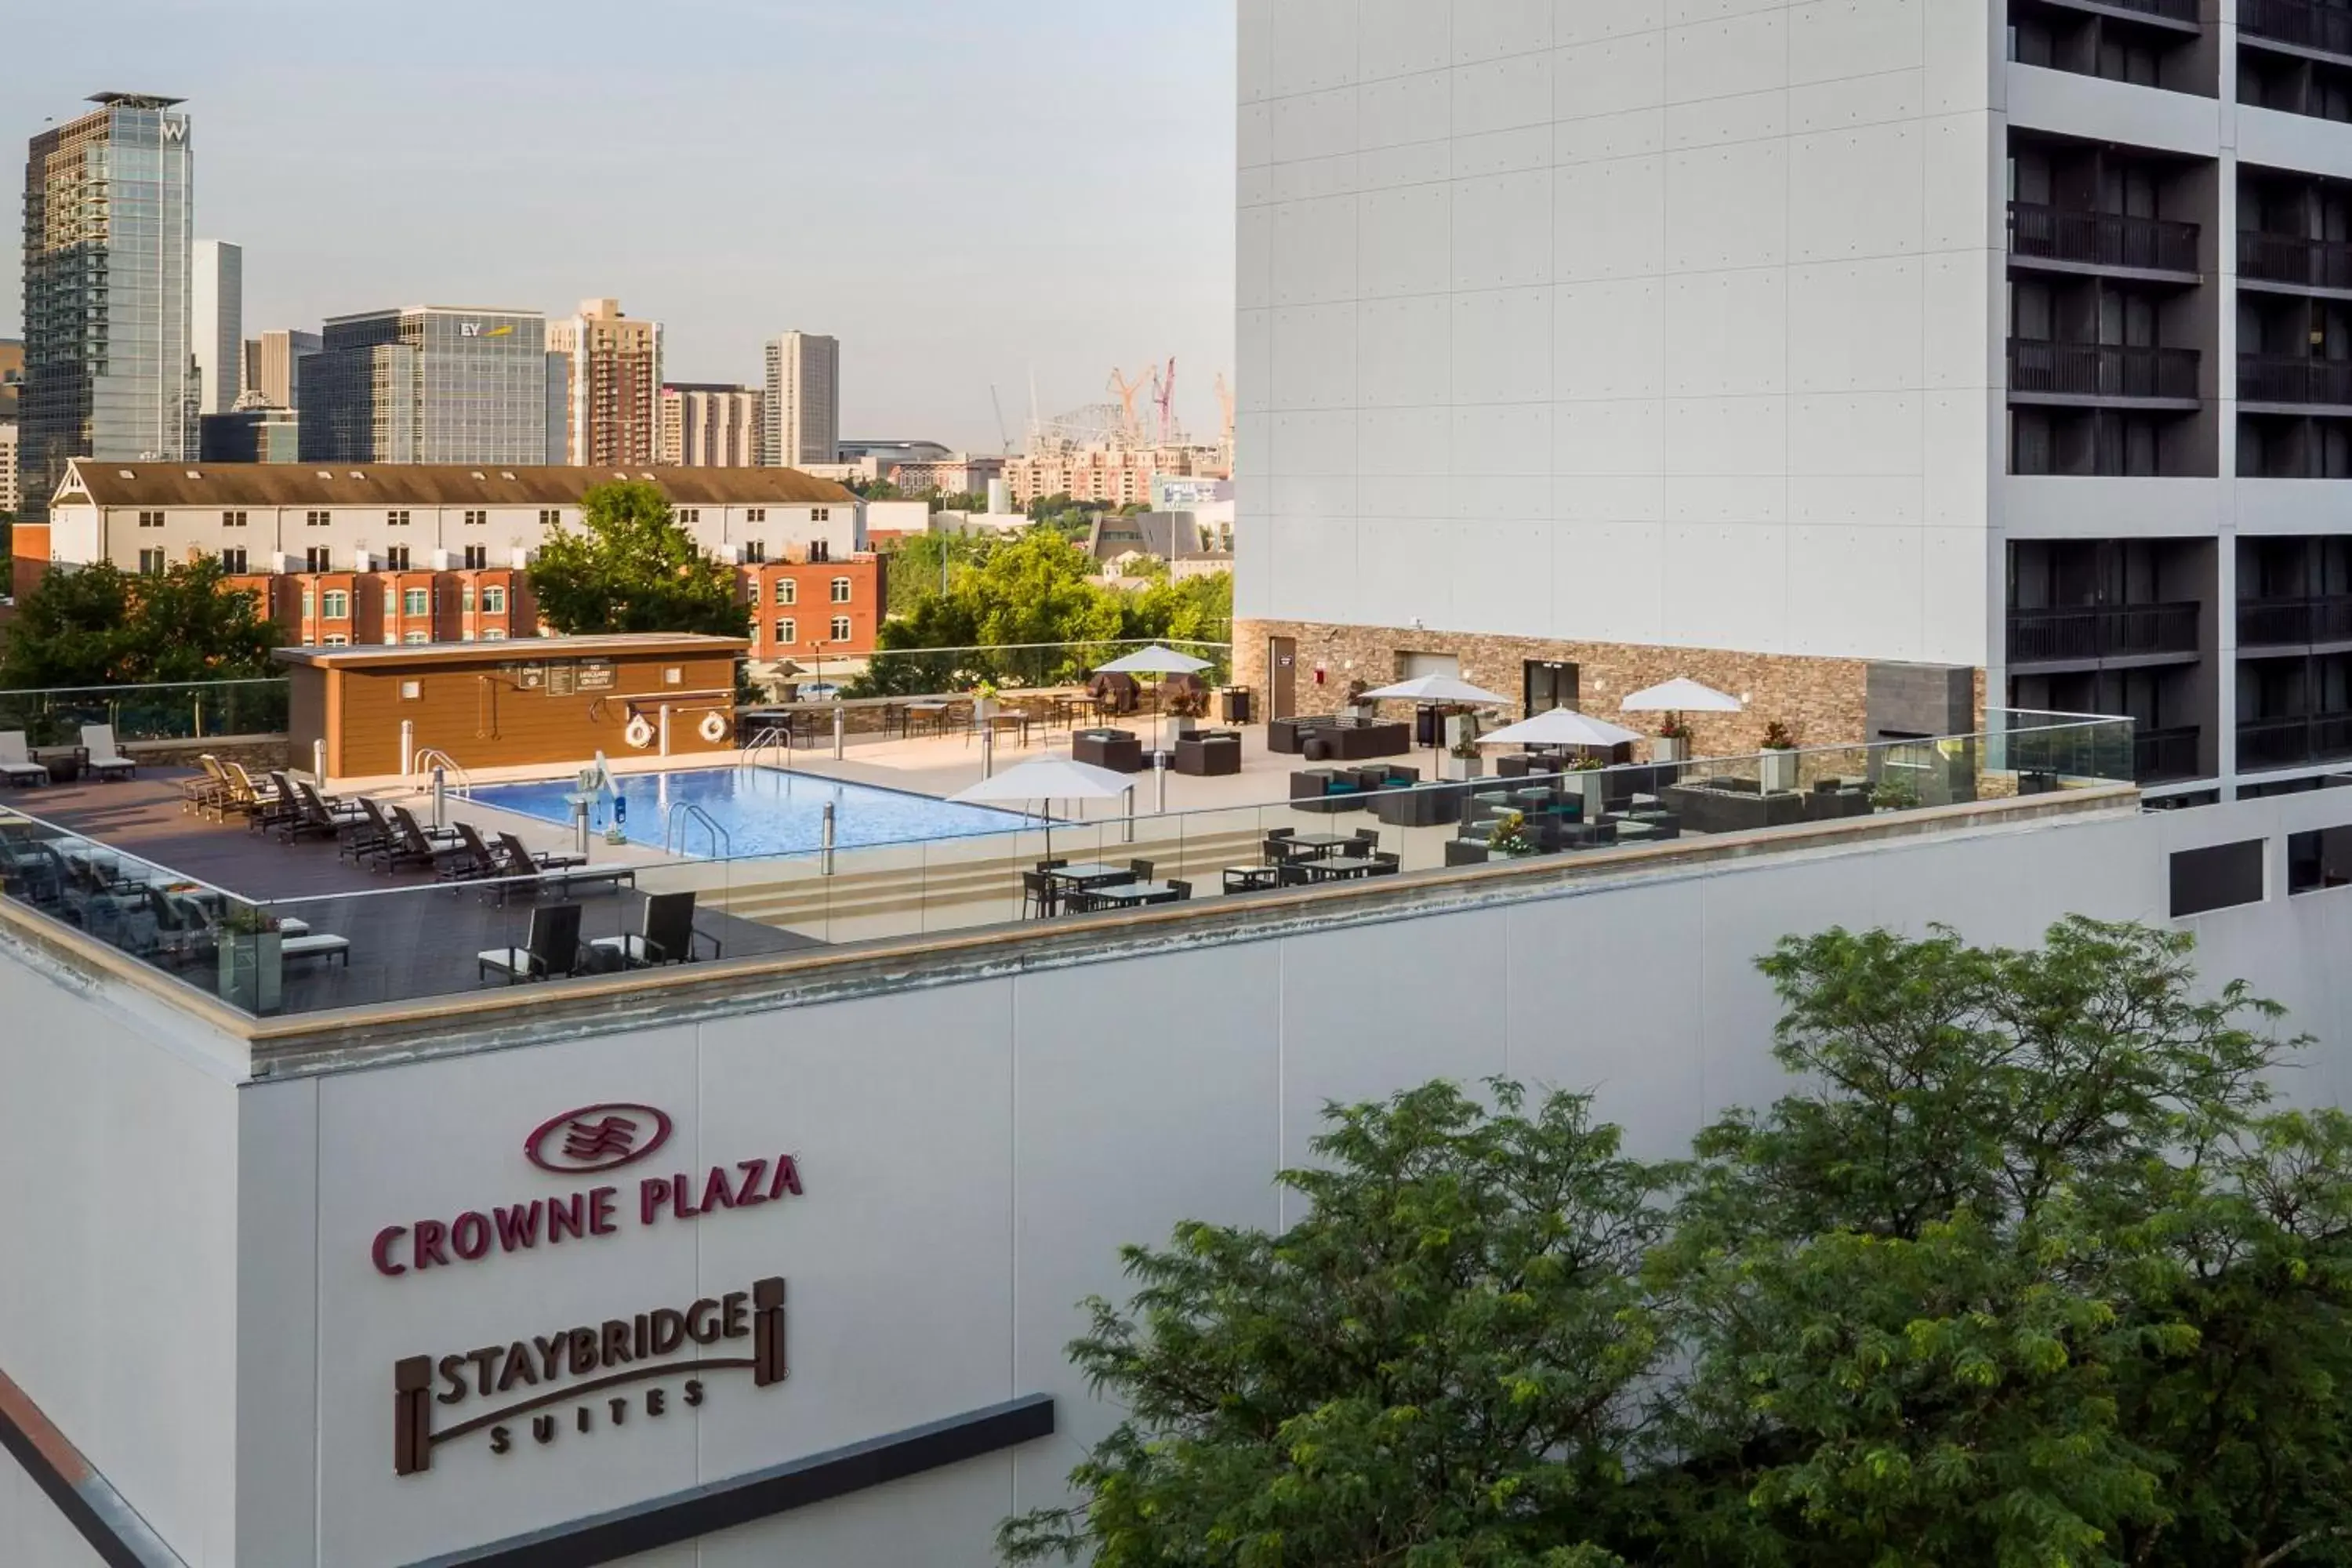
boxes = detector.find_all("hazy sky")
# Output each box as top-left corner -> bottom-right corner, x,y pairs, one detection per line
2,0 -> 1236,452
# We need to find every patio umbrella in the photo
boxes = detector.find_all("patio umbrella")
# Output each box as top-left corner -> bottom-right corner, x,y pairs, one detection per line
951,753 -> 1134,862
1618,677 -> 1743,714
1094,645 -> 1215,746
1476,706 -> 1644,751
1362,674 -> 1512,757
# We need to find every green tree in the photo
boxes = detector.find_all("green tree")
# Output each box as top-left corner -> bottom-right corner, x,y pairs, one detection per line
1011,920 -> 2352,1568
0,557 -> 281,688
1000,1080 -> 1666,1568
527,481 -> 749,638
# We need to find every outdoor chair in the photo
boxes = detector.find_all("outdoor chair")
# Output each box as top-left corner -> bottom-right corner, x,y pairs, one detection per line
281,781 -> 366,845
348,798 -> 405,862
1127,858 -> 1154,882
492,832 -> 632,903
1261,828 -> 1297,862
0,732 -> 50,789
1021,870 -> 1058,919
1351,827 -> 1381,851
80,725 -> 136,780
0,833 -> 65,903
370,804 -> 469,875
180,755 -> 230,815
477,902 -> 586,984
245,769 -> 301,834
1163,880 -> 1192,902
587,891 -> 722,967
444,823 -> 510,886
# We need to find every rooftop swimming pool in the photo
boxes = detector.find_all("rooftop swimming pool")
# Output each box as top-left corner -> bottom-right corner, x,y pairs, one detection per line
470,767 -> 1033,859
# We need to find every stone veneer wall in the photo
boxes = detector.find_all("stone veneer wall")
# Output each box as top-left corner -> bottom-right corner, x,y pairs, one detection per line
1232,619 -> 1893,760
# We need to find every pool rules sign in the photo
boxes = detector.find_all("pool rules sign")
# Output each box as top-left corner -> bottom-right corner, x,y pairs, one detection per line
385,1103 -> 802,1477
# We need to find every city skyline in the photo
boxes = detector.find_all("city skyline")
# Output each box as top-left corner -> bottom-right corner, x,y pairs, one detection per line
2,0 -> 1236,453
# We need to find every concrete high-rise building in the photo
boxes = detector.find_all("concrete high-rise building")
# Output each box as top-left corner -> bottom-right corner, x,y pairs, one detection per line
763,331 -> 839,468
1234,1 -> 2352,803
252,328 -> 320,409
0,339 -> 24,423
191,238 -> 243,416
546,298 -> 662,466
20,93 -> 197,517
660,383 -> 764,467
0,421 -> 19,519
302,307 -> 549,465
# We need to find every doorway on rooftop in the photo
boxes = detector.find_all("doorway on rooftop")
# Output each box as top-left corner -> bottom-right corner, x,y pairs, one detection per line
1523,659 -> 1577,719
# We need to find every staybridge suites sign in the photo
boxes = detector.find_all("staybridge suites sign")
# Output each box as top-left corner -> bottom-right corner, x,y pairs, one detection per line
383,1103 -> 804,1479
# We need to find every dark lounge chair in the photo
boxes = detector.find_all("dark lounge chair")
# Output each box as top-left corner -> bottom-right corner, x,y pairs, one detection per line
477,902 -> 586,984
369,804 -> 469,875
586,890 -> 721,967
492,832 -> 633,903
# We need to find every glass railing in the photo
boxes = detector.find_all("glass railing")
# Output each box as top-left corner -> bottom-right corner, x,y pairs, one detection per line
0,677 -> 291,746
0,714 -> 2136,1020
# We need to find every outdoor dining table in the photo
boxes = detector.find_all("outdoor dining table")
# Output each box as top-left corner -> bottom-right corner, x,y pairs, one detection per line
906,700 -> 953,736
1084,881 -> 1188,907
1221,865 -> 1281,892
1281,833 -> 1363,860
1045,862 -> 1138,888
1302,856 -> 1382,881
982,711 -> 1035,747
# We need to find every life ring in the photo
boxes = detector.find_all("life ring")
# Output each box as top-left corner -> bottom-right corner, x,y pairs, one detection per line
623,715 -> 655,750
699,710 -> 729,745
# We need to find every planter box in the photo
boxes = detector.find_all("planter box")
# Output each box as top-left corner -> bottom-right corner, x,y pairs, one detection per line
219,929 -> 283,1015
1653,737 -> 1685,764
1760,749 -> 1799,794
1440,754 -> 1483,782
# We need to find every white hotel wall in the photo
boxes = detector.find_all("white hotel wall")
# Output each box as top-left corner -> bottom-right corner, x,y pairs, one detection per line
1237,0 -> 2003,667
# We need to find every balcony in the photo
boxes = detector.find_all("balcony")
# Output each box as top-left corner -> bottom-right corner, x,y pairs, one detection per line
2240,230 -> 2352,292
2008,602 -> 2201,664
2009,202 -> 2200,275
2242,0 -> 2352,60
2238,713 -> 2352,771
2078,0 -> 2199,17
2009,339 -> 2201,403
2239,354 -> 2352,407
2239,595 -> 2352,647
2135,724 -> 2204,782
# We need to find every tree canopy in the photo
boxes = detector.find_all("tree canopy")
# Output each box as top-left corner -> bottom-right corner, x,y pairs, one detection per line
526,481 -> 750,639
0,557 -> 281,689
1006,919 -> 2352,1568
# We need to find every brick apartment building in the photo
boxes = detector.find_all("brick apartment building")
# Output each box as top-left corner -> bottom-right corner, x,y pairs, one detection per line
29,459 -> 883,659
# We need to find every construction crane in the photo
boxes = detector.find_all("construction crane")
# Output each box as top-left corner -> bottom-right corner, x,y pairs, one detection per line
1107,365 -> 1152,445
989,385 -> 1013,457
1150,358 -> 1178,446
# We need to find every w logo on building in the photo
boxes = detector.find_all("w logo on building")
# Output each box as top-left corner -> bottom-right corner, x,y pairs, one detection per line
524,1102 -> 674,1174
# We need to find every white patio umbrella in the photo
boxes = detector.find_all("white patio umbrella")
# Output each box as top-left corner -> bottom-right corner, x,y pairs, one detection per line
1360,675 -> 1511,758
950,753 -> 1135,862
1618,677 -> 1744,715
1476,706 -> 1644,751
1094,645 -> 1215,746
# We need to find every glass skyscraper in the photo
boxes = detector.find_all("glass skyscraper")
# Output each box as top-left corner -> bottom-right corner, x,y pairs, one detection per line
20,93 -> 198,516
303,307 -> 550,465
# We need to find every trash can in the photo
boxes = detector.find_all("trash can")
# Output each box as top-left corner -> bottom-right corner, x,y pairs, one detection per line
1221,687 -> 1254,724
1415,708 -> 1438,746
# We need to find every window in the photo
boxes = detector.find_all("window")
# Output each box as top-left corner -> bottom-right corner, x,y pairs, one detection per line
829,615 -> 852,642
538,509 -> 561,527
464,510 -> 487,528
461,583 -> 475,612
463,545 -> 488,570
744,539 -> 766,564
321,590 -> 349,619
305,510 -> 328,528
481,628 -> 507,642
136,510 -> 164,528
302,588 -> 314,619
674,507 -> 701,524
136,548 -> 165,575
324,634 -> 350,647
2289,827 -> 2352,894
747,508 -> 767,523
404,631 -> 430,644
385,545 -> 411,571
778,577 -> 797,606
403,588 -> 430,616
830,576 -> 852,603
775,618 -> 796,646
383,586 -> 397,616
387,510 -> 411,528
2169,841 -> 2267,917
746,580 -> 761,606
220,547 -> 248,574
307,546 -> 332,572
811,508 -> 830,524
482,585 -> 507,614
223,510 -> 249,528
810,536 -> 831,561
399,681 -> 423,701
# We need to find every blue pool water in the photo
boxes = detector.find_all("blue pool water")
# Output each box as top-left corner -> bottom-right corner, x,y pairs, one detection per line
470,768 -> 1035,859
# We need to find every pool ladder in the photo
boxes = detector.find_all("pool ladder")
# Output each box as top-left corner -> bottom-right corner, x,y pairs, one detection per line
665,801 -> 732,860
411,747 -> 474,796
742,724 -> 793,773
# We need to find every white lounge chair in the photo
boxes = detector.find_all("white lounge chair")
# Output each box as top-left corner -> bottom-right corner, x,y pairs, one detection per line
81,725 -> 136,781
0,732 -> 49,788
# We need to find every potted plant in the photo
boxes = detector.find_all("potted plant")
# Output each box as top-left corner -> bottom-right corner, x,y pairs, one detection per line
972,680 -> 1001,722
216,905 -> 284,1015
1342,677 -> 1371,722
1759,720 -> 1799,794
1166,685 -> 1209,739
1871,775 -> 1921,813
1653,713 -> 1693,764
1442,734 -> 1484,783
1486,810 -> 1535,859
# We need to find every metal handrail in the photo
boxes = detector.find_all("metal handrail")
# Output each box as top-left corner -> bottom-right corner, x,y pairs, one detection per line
409,747 -> 474,796
742,725 -> 794,773
665,801 -> 731,860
